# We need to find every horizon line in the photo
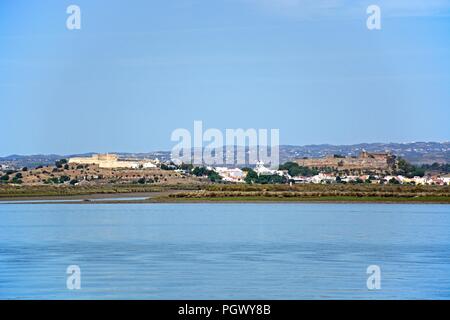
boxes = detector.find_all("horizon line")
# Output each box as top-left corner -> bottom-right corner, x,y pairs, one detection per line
1,141 -> 449,158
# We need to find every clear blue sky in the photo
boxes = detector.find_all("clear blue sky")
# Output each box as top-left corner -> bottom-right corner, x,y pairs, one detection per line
1,0 -> 449,155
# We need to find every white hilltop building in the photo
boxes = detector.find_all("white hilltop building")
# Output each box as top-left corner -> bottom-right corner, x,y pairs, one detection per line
310,173 -> 336,184
68,154 -> 159,169
254,161 -> 284,176
142,161 -> 157,169
442,174 -> 450,185
214,167 -> 246,183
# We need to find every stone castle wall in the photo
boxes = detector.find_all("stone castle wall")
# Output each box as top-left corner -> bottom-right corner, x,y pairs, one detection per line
295,152 -> 396,172
68,154 -> 139,169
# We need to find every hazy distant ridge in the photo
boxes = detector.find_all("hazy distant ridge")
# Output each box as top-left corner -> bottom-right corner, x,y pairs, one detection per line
1,142 -> 449,168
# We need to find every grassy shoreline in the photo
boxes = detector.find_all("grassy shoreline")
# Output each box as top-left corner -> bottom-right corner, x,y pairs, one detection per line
2,195 -> 449,204
1,183 -> 449,204
0,184 -> 201,199
155,184 -> 450,204
148,195 -> 450,204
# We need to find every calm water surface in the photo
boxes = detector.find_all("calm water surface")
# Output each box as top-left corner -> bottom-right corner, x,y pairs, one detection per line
0,203 -> 449,299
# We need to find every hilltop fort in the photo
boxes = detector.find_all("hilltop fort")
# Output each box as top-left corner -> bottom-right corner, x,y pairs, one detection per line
295,151 -> 396,174
68,154 -> 159,169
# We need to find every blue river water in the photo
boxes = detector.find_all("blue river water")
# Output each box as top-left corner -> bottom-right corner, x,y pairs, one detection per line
0,203 -> 449,299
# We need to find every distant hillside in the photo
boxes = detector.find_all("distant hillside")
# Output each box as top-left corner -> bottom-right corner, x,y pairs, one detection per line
1,142 -> 448,169
280,142 -> 450,165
